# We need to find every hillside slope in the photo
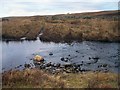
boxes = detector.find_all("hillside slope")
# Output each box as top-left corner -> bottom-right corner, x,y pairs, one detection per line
1,10 -> 120,42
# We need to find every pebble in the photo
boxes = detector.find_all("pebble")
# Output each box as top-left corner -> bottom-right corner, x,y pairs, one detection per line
46,62 -> 52,67
56,63 -> 61,68
76,50 -> 79,53
92,57 -> 99,60
24,64 -> 31,68
68,55 -> 71,56
49,52 -> 53,56
61,57 -> 65,61
89,57 -> 91,60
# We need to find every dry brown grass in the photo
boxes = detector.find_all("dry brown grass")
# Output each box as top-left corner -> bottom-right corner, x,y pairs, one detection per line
2,17 -> 45,40
2,68 -> 65,88
2,10 -> 120,42
2,68 -> 119,88
40,18 -> 119,42
60,71 -> 119,88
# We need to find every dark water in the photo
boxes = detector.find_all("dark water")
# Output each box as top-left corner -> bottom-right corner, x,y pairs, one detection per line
1,39 -> 120,73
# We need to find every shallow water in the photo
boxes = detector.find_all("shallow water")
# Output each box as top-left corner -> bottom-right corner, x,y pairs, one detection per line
1,39 -> 120,73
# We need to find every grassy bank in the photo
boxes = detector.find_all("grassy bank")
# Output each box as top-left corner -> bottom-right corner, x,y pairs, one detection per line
2,17 -> 45,40
40,19 -> 119,42
2,68 -> 119,88
2,10 -> 120,42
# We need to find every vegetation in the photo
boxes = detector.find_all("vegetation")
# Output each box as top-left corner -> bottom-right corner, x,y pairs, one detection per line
2,68 -> 65,88
41,19 -> 119,42
2,68 -> 119,88
2,17 -> 45,40
2,10 -> 120,42
1,10 -> 120,89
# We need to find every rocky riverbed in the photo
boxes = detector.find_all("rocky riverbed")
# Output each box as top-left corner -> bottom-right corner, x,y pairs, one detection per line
31,42 -> 120,74
2,40 -> 120,73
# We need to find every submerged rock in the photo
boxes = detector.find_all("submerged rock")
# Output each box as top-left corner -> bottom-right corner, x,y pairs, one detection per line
34,55 -> 44,62
60,57 -> 70,62
102,64 -> 108,67
46,62 -> 52,67
61,57 -> 65,61
92,57 -> 99,60
92,57 -> 99,63
98,64 -> 108,68
55,63 -> 61,68
89,57 -> 91,60
76,50 -> 79,53
68,55 -> 71,56
15,65 -> 22,69
49,52 -> 53,56
24,64 -> 31,68
63,63 -> 72,68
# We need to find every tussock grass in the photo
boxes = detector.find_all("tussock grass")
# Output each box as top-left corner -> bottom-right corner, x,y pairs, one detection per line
41,18 -> 119,42
2,68 -> 119,88
2,10 -> 120,42
2,17 -> 45,40
59,72 -> 119,88
2,68 -> 65,88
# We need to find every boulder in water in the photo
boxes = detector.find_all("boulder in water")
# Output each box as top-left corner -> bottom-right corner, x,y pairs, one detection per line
34,55 -> 44,62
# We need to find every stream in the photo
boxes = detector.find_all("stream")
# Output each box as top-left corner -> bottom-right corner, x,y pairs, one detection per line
1,39 -> 120,73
